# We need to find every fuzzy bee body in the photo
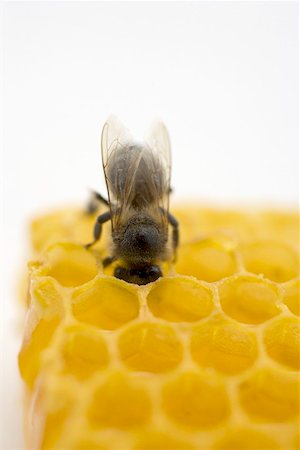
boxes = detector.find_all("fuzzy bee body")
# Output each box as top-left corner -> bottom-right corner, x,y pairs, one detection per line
86,118 -> 178,285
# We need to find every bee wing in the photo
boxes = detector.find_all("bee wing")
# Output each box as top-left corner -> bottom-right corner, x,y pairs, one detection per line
101,118 -> 172,233
101,116 -> 132,199
145,121 -> 172,222
101,117 -> 134,230
101,116 -> 132,175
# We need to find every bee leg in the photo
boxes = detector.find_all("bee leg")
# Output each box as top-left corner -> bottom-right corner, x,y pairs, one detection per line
85,211 -> 111,249
86,190 -> 109,214
93,191 -> 109,206
167,212 -> 179,262
102,255 -> 117,268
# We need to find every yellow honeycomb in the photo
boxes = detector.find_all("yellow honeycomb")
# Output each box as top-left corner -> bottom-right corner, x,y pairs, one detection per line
19,206 -> 300,450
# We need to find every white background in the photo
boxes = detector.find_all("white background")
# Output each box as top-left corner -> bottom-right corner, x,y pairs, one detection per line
1,2 -> 298,449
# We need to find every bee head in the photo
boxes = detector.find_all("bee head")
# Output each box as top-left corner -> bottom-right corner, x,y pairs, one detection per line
114,265 -> 162,285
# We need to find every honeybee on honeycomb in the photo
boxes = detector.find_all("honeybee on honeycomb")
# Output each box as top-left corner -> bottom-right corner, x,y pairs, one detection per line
85,117 -> 179,285
19,120 -> 299,450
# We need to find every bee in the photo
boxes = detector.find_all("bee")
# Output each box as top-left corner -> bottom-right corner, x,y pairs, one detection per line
85,117 -> 179,285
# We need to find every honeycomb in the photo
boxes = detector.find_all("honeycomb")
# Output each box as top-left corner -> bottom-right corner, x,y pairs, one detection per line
19,206 -> 300,450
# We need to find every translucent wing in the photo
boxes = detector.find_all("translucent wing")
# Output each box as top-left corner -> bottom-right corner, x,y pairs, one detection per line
144,120 -> 172,220
101,116 -> 132,162
101,117 -> 171,232
101,117 -> 133,230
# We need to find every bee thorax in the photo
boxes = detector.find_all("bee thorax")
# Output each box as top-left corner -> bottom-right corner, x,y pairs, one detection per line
114,221 -> 166,265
